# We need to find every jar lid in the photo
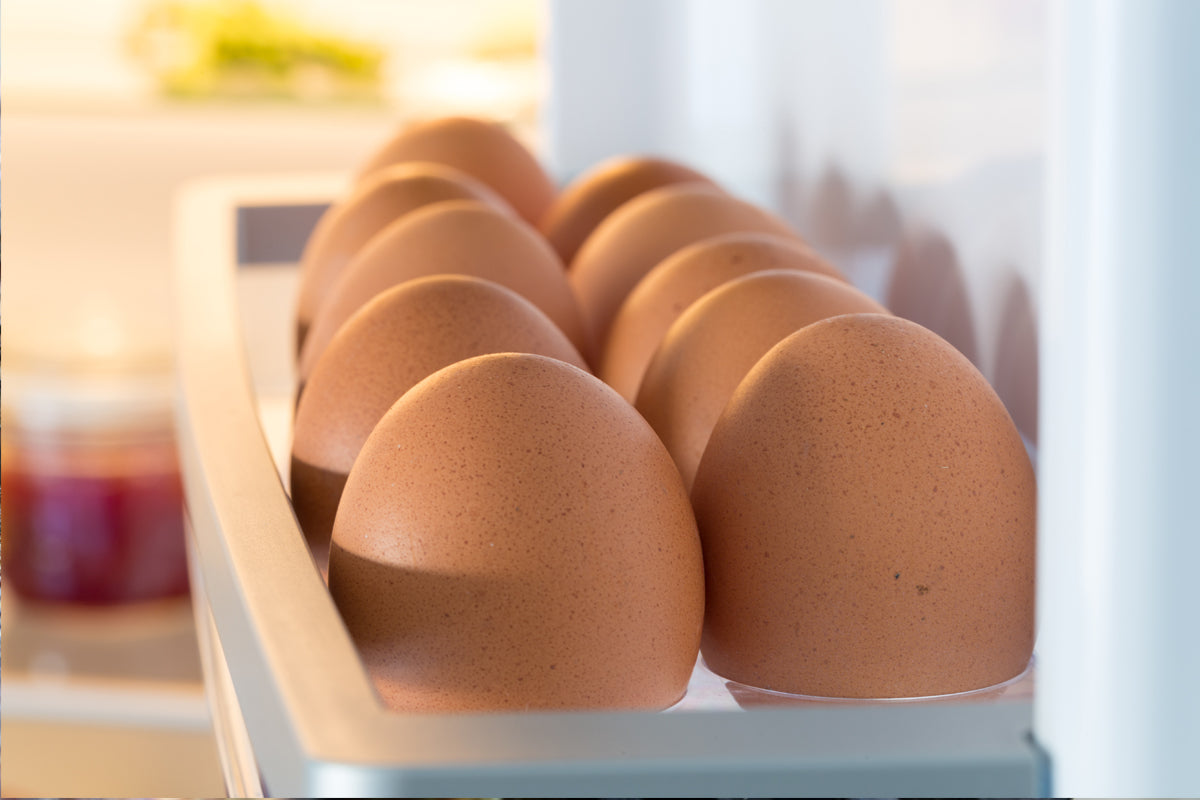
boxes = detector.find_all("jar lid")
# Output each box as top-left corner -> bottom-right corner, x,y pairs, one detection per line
1,357 -> 176,438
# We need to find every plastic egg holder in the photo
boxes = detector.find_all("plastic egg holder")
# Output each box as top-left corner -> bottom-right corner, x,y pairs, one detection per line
172,170 -> 1045,796
717,656 -> 1035,708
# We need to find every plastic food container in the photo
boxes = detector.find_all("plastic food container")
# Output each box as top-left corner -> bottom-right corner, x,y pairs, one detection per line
2,359 -> 189,605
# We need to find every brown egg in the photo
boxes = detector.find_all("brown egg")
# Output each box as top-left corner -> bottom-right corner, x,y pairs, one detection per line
297,200 -> 588,387
294,162 -> 512,356
568,183 -> 801,364
601,231 -> 848,402
327,353 -> 705,712
691,313 -> 1036,698
637,270 -> 887,491
538,155 -> 718,265
354,115 -> 557,225
290,275 -> 589,561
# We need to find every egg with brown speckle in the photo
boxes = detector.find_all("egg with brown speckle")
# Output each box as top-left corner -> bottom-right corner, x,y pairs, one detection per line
290,275 -> 588,562
567,183 -> 802,365
328,353 -> 705,712
601,231 -> 848,403
636,270 -> 887,491
539,155 -> 719,265
297,200 -> 588,387
294,161 -> 512,356
691,313 -> 1035,698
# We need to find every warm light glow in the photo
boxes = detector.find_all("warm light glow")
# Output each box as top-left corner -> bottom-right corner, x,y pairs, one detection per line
78,305 -> 130,362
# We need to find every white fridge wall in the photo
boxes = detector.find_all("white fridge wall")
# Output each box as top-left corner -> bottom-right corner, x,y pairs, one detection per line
544,0 -> 1044,449
1039,0 -> 1200,795
545,0 -> 1199,795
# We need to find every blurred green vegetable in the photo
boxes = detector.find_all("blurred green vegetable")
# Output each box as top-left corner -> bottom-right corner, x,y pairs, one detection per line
128,0 -> 387,102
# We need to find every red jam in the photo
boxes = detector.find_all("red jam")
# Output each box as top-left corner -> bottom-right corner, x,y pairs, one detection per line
1,430 -> 190,605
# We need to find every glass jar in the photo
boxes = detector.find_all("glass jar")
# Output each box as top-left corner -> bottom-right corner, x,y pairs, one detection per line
1,362 -> 189,605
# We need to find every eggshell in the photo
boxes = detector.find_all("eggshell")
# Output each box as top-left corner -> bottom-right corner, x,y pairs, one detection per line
637,270 -> 887,491
600,231 -> 848,402
354,115 -> 557,225
691,313 -> 1036,698
297,200 -> 588,387
538,155 -> 718,265
294,162 -> 512,356
568,183 -> 801,364
290,275 -> 588,559
327,353 -> 705,712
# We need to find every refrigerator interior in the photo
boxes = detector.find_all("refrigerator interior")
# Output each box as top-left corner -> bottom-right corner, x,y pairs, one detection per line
170,0 -> 1199,796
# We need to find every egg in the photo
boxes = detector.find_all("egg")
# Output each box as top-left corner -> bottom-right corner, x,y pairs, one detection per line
297,200 -> 588,387
637,270 -> 887,491
327,353 -> 705,712
290,275 -> 589,560
354,115 -> 557,226
600,231 -> 848,403
691,313 -> 1036,698
538,155 -> 719,265
568,182 -> 801,364
294,162 -> 512,356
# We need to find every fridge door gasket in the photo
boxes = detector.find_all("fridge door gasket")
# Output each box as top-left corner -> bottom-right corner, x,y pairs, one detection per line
172,172 -> 1047,798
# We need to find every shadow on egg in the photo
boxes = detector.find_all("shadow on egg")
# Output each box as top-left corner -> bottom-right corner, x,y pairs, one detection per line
329,544 -> 697,713
328,547 -> 541,712
289,457 -> 344,570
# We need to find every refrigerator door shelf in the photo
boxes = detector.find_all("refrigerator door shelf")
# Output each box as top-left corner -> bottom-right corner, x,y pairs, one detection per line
172,173 -> 1045,798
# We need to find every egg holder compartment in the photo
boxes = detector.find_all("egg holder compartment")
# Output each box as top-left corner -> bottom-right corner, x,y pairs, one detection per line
173,173 -> 1046,798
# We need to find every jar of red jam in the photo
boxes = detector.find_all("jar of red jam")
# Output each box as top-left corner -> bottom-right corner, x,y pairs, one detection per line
1,361 -> 190,605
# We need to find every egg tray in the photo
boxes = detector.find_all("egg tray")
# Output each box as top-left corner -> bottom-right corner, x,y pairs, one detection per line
173,173 -> 1046,798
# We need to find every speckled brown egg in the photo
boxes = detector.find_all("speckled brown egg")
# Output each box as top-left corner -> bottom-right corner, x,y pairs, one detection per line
327,353 -> 705,712
567,183 -> 802,365
354,115 -> 557,225
691,313 -> 1035,699
601,231 -> 848,403
297,200 -> 588,387
294,161 -> 512,356
538,155 -> 719,265
637,270 -> 887,491
290,275 -> 588,563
